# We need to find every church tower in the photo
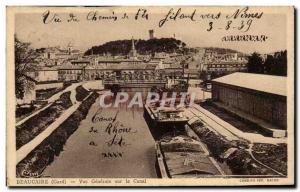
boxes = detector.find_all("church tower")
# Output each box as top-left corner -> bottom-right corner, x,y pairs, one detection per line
67,42 -> 73,55
129,36 -> 137,60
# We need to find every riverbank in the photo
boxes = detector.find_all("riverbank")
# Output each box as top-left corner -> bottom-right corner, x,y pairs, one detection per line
16,91 -> 99,177
16,92 -> 73,149
187,118 -> 287,176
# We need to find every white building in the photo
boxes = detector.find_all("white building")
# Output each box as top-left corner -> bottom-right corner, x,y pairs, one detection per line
28,66 -> 59,82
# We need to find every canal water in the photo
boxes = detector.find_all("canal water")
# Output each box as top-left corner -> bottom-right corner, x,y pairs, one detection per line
43,88 -> 158,178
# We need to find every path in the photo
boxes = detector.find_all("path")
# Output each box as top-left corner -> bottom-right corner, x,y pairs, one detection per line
184,107 -> 239,141
189,104 -> 287,144
16,103 -> 52,127
16,83 -> 82,127
16,89 -> 90,164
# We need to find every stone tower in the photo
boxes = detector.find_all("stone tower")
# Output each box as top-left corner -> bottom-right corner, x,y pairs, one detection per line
149,29 -> 154,39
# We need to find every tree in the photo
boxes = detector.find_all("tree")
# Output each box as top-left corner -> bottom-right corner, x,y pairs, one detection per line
264,55 -> 275,74
247,52 -> 264,74
15,36 -> 37,99
272,50 -> 287,76
263,50 -> 287,76
199,70 -> 208,81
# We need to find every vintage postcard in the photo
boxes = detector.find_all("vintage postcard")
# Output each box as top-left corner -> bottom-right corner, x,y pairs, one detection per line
6,6 -> 294,186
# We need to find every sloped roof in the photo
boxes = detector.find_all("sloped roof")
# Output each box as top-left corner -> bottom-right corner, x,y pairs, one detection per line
160,135 -> 220,177
165,63 -> 182,69
71,59 -> 91,63
58,62 -> 84,70
164,152 -> 221,177
86,63 -> 157,70
36,66 -> 59,71
205,61 -> 247,65
160,136 -> 205,153
184,69 -> 200,74
212,72 -> 287,96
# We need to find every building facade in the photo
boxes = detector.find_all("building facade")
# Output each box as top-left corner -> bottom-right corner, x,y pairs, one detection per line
211,72 -> 287,129
84,63 -> 162,81
205,62 -> 248,74
58,64 -> 84,81
27,66 -> 59,82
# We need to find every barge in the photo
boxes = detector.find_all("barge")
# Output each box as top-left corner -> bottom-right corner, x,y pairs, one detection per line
155,135 -> 224,178
144,102 -> 189,139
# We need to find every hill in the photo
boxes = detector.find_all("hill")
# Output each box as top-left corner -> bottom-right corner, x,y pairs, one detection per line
84,38 -> 186,56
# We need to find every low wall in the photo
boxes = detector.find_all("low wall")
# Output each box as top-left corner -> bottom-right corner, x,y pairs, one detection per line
36,82 -> 63,90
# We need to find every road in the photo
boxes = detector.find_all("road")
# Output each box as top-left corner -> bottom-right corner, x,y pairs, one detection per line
43,89 -> 157,178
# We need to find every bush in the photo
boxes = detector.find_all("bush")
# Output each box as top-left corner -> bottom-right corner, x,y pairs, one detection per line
75,85 -> 89,101
36,83 -> 71,100
190,121 -> 233,159
189,121 -> 281,175
16,104 -> 36,118
226,149 -> 277,175
252,143 -> 287,175
16,92 -> 72,149
59,91 -> 73,108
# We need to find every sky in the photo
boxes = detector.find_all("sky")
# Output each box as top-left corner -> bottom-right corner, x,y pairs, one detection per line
15,7 -> 288,54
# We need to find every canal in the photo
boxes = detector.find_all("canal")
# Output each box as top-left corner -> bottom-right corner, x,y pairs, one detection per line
43,88 -> 158,178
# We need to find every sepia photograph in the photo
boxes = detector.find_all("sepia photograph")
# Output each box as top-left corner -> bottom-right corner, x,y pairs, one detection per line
6,5 -> 294,186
